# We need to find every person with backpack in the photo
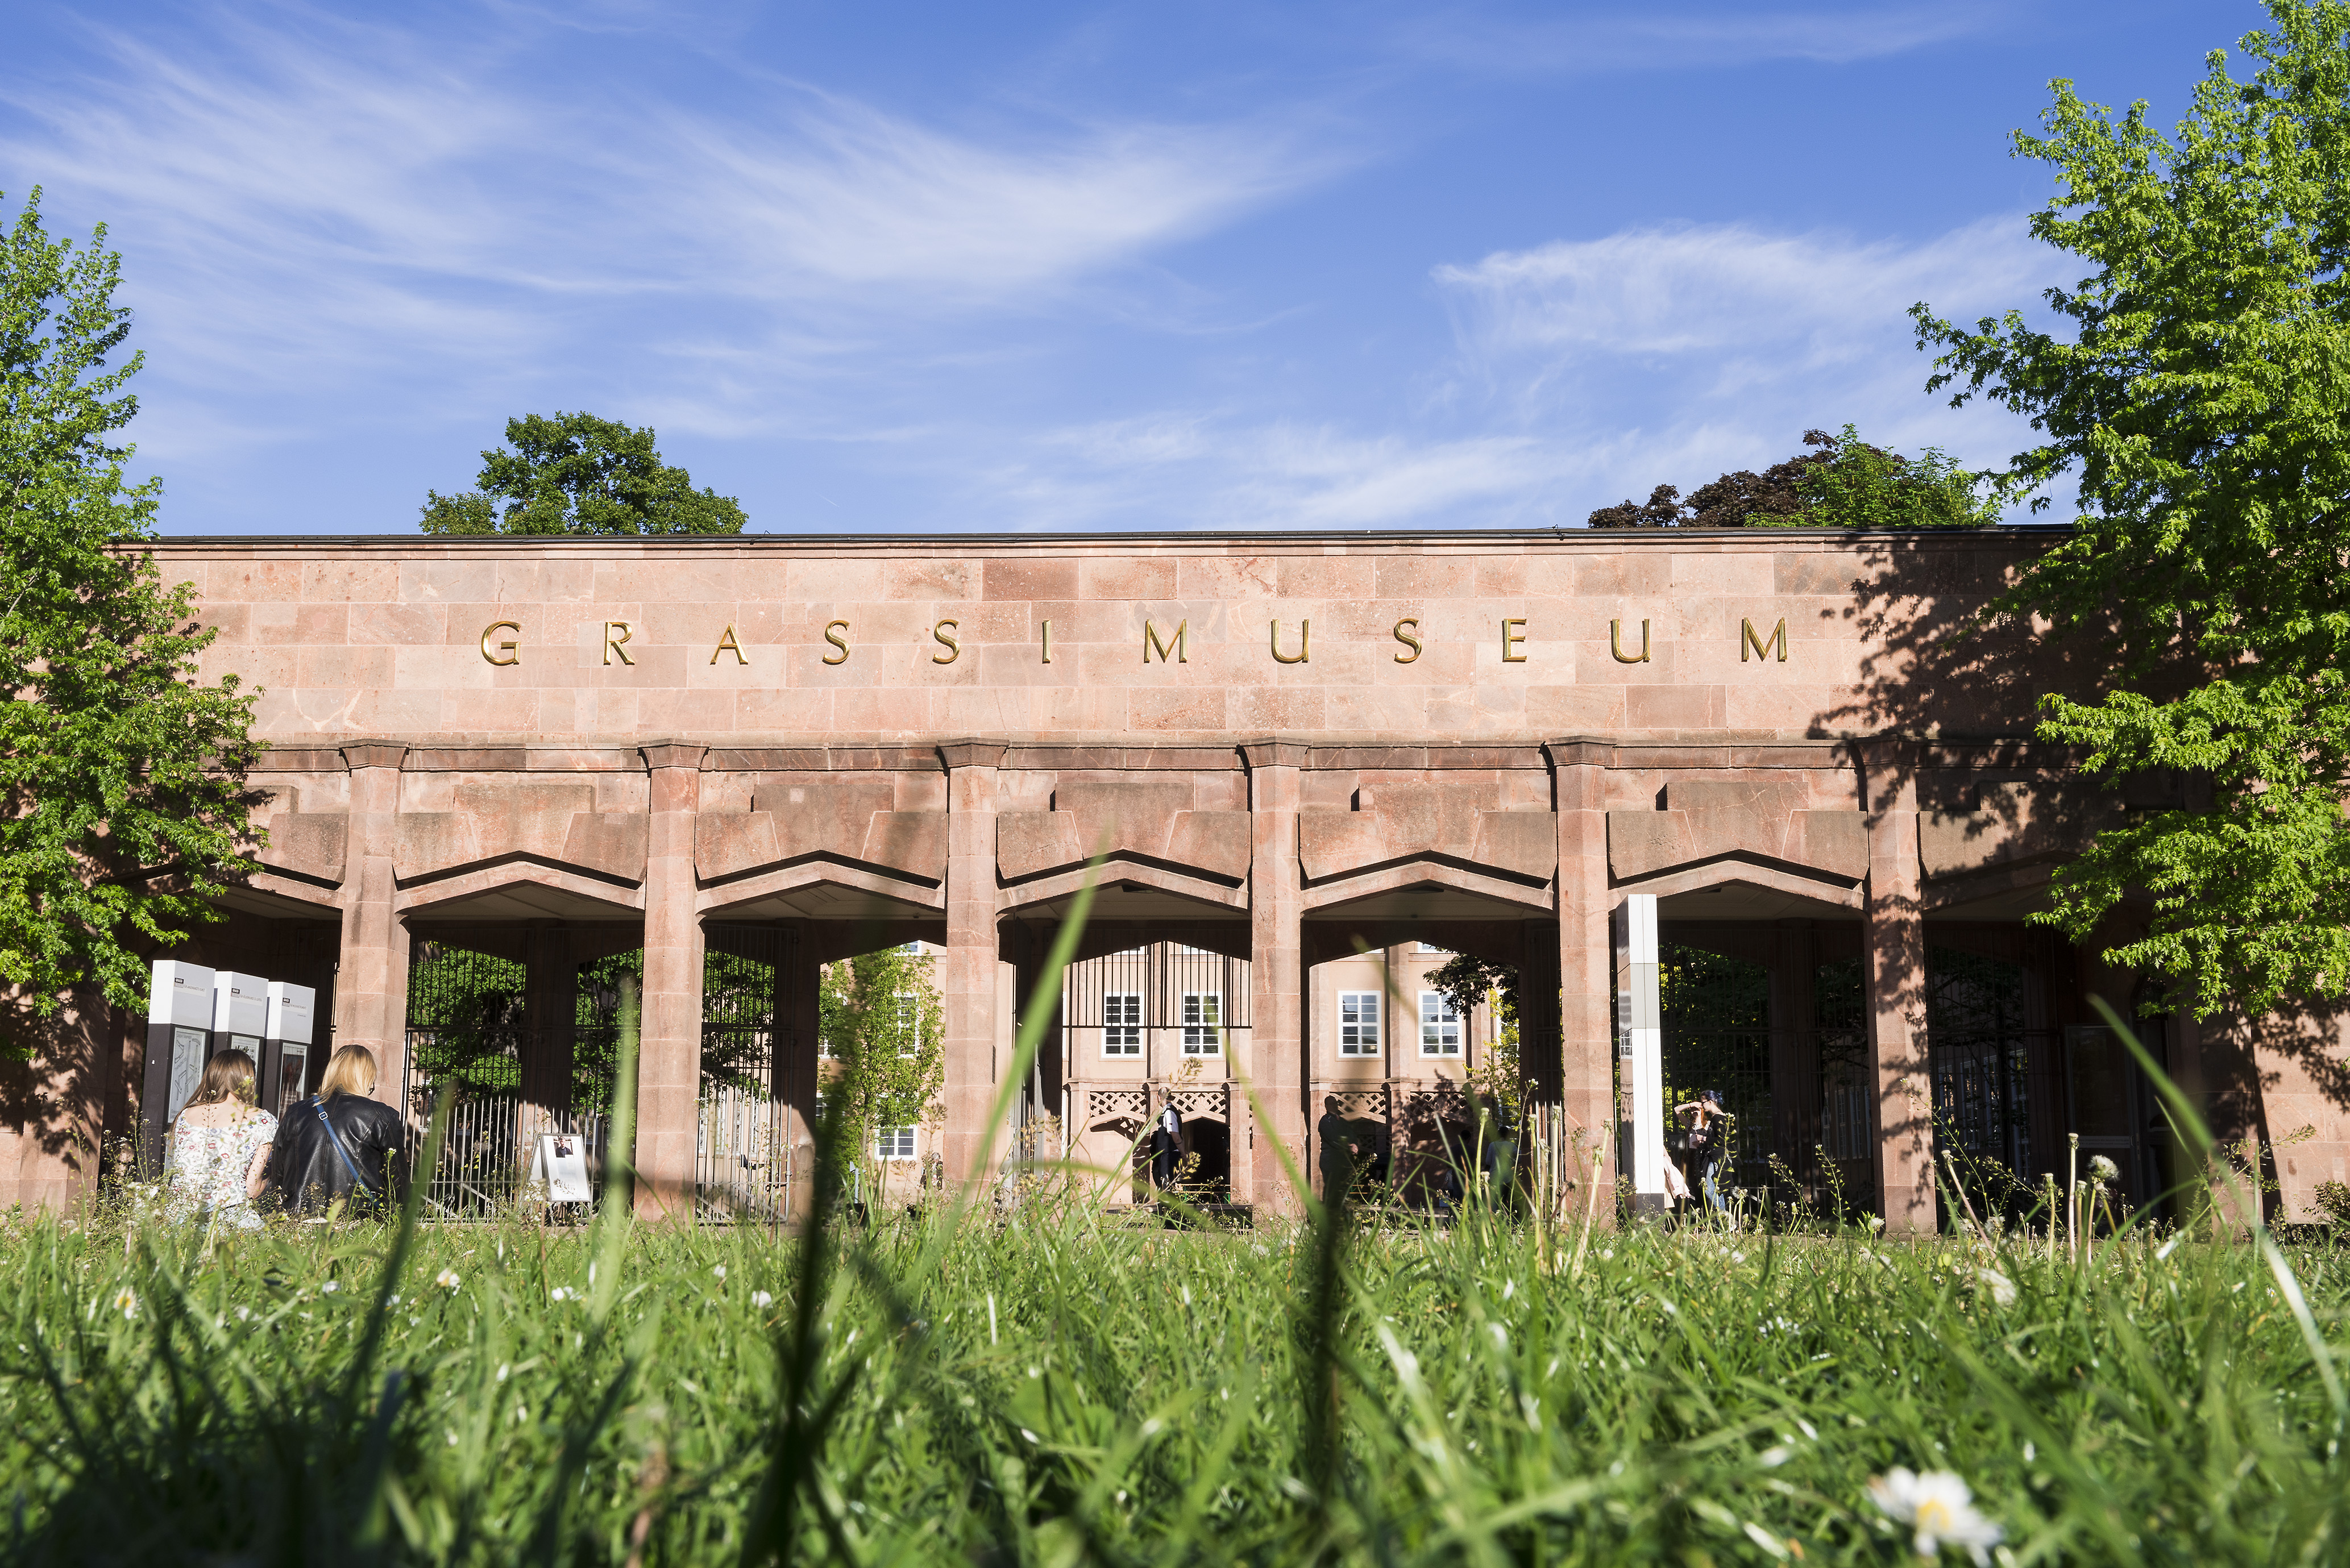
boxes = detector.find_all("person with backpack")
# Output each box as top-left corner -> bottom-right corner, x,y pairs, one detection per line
267,1045 -> 406,1217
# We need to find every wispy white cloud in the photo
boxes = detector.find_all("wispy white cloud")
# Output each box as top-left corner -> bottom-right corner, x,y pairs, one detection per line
1396,4 -> 2002,75
0,5 -> 1336,455
1428,217 -> 2067,511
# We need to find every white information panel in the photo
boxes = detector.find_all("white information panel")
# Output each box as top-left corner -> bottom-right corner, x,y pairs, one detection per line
266,981 -> 317,1108
150,960 -> 216,1125
212,972 -> 267,1057
1612,895 -> 1664,1216
531,1135 -> 595,1203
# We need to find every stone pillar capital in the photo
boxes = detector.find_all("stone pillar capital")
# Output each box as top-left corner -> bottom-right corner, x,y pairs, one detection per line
1543,738 -> 1618,770
938,739 -> 1010,771
340,742 -> 408,772
640,742 -> 708,772
1238,738 -> 1309,771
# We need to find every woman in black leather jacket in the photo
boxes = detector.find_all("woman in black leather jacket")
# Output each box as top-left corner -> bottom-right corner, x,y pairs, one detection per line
268,1045 -> 407,1216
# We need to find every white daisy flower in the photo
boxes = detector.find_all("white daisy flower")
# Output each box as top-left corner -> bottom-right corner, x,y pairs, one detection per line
435,1268 -> 462,1290
112,1287 -> 137,1321
712,1265 -> 727,1280
1867,1467 -> 2003,1564
321,1280 -> 339,1295
751,1290 -> 774,1308
1977,1269 -> 2017,1307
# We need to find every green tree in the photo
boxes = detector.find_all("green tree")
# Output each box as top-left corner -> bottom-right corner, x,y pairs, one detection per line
1914,1 -> 2350,1018
1587,425 -> 1999,529
818,946 -> 944,1171
419,411 -> 747,536
1426,952 -> 1522,1118
0,189 -> 261,1046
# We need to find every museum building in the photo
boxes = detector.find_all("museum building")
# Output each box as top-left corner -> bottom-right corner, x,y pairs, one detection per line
8,526 -> 2344,1231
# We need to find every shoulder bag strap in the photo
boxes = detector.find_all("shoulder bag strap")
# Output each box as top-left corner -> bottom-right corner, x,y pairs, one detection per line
312,1100 -> 377,1193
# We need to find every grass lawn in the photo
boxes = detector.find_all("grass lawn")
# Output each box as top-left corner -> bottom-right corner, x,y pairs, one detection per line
0,1196 -> 2341,1566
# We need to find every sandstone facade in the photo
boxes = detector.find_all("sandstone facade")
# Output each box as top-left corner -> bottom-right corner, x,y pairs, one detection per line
11,528 -> 2343,1230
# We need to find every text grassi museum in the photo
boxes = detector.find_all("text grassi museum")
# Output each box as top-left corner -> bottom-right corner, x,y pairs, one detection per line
475,617 -> 1797,669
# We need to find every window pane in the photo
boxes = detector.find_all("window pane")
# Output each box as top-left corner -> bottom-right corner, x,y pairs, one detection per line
1338,991 -> 1381,1054
1182,992 -> 1222,1054
1103,992 -> 1142,1056
1419,991 -> 1460,1055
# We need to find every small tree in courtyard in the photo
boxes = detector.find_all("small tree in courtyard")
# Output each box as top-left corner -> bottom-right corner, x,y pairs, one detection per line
0,189 -> 262,1052
817,946 -> 945,1183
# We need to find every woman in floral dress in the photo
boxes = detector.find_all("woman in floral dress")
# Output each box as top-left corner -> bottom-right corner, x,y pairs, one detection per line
165,1050 -> 277,1229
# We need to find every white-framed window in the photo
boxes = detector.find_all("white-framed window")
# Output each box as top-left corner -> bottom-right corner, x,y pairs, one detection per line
1337,992 -> 1381,1055
900,939 -> 924,955
1102,992 -> 1143,1057
892,991 -> 921,1055
1417,942 -> 1448,955
817,1035 -> 836,1059
1181,992 -> 1222,1054
1419,991 -> 1462,1056
875,1126 -> 917,1161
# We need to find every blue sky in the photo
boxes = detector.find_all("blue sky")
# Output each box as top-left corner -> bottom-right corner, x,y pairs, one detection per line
3,1 -> 2247,536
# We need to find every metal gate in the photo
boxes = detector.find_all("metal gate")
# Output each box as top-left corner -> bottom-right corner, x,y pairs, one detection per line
403,934 -> 626,1218
1658,944 -> 1774,1197
1926,946 -> 2037,1216
404,925 -> 797,1221
698,924 -> 796,1223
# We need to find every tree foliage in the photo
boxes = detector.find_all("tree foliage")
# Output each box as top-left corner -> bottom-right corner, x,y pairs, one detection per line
1914,1 -> 2350,1017
0,189 -> 261,1045
419,411 -> 746,536
1427,952 -> 1522,1117
1587,425 -> 1998,529
818,946 -> 944,1167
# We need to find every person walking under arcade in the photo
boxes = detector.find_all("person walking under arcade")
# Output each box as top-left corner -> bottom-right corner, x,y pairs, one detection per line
1673,1088 -> 1732,1218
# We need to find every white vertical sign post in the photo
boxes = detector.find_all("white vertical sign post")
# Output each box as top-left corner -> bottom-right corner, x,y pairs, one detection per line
143,960 -> 217,1170
263,981 -> 317,1113
211,972 -> 268,1068
1613,895 -> 1665,1217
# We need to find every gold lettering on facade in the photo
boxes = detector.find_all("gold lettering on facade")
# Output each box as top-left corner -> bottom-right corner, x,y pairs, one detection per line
933,619 -> 961,664
1270,618 -> 1310,664
480,619 -> 520,667
1610,618 -> 1650,664
822,619 -> 851,665
603,621 -> 634,666
1500,617 -> 1527,663
1144,619 -> 1188,663
1040,618 -> 1052,664
1393,618 -> 1422,663
710,624 -> 748,665
1741,616 -> 1787,663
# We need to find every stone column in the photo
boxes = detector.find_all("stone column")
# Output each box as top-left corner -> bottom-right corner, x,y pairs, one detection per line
940,741 -> 1007,1184
636,743 -> 707,1220
518,921 -> 576,1141
1549,741 -> 1617,1211
1770,920 -> 1819,1178
1861,739 -> 1934,1233
1242,739 -> 1305,1216
779,922 -> 822,1225
334,743 -> 410,1108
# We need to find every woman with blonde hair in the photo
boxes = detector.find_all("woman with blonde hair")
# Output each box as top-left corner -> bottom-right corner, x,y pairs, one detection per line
165,1049 -> 277,1229
265,1045 -> 406,1216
